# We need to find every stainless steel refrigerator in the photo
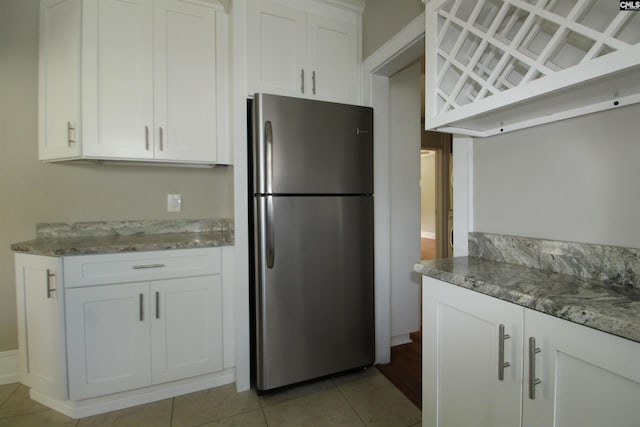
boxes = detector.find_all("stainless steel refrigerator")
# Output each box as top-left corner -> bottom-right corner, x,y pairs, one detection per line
250,93 -> 375,392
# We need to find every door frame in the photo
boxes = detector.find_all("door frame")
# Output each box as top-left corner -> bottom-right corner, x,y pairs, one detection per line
362,12 -> 473,363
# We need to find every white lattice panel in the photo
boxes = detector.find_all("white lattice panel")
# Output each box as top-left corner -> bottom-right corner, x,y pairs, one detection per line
425,0 -> 640,136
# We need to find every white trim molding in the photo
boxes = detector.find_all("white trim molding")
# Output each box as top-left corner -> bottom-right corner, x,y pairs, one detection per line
421,232 -> 436,240
0,350 -> 19,385
361,11 -> 426,366
452,136 -> 473,257
30,369 -> 235,419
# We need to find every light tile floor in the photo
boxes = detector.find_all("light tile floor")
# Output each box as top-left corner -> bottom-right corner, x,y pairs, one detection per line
0,368 -> 421,426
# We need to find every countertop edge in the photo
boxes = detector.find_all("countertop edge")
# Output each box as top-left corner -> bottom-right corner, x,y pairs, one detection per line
414,258 -> 640,344
11,233 -> 234,257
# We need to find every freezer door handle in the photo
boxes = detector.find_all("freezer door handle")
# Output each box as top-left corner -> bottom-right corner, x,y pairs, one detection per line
265,121 -> 273,194
266,195 -> 275,268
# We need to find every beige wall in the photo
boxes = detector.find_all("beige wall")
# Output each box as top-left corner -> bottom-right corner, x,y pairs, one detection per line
0,0 -> 233,351
474,103 -> 640,248
420,152 -> 436,236
362,0 -> 424,58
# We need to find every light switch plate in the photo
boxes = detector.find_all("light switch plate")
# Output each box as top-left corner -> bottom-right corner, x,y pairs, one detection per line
167,194 -> 182,212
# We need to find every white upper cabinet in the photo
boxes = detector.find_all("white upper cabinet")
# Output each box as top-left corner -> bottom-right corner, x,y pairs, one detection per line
248,1 -> 307,97
82,0 -> 155,160
39,0 -> 231,165
307,14 -> 358,102
247,0 -> 363,104
39,0 -> 82,160
425,0 -> 640,136
154,0 -> 219,162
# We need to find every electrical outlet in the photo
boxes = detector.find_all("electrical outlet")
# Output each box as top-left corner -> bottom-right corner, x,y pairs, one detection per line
167,194 -> 182,212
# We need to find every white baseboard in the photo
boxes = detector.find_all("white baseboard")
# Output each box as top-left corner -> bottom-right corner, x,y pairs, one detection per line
30,368 -> 236,419
0,350 -> 19,385
421,232 -> 436,239
390,334 -> 412,347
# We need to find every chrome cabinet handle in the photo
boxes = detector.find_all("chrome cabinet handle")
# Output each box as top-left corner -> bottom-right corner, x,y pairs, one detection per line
145,126 -> 150,150
266,195 -> 275,269
46,269 -> 56,299
159,127 -> 164,151
155,291 -> 160,319
529,337 -> 542,399
498,324 -> 511,381
300,69 -> 305,93
312,71 -> 316,95
139,293 -> 144,321
132,264 -> 166,270
67,122 -> 76,146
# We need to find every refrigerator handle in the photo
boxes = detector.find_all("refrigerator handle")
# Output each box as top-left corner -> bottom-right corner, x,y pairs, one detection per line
265,121 -> 273,194
266,195 -> 275,268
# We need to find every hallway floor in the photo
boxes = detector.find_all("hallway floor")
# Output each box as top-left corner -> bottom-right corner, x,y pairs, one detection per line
0,368 -> 421,427
373,237 -> 436,409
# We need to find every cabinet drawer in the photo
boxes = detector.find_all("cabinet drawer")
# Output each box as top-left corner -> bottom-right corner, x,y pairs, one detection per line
63,248 -> 221,288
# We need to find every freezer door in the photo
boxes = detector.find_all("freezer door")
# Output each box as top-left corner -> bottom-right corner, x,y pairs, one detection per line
253,93 -> 373,195
254,195 -> 375,391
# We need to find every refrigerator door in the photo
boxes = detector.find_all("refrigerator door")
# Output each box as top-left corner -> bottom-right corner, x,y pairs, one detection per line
254,195 -> 375,391
253,93 -> 373,195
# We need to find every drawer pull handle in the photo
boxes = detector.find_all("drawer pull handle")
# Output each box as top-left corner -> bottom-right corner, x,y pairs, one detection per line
529,337 -> 542,399
498,324 -> 510,381
132,264 -> 166,270
312,70 -> 316,95
67,122 -> 76,145
46,269 -> 56,299
155,291 -> 160,319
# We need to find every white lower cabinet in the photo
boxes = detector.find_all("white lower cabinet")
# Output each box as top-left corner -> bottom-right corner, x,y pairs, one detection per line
15,248 -> 232,417
522,309 -> 640,427
151,276 -> 222,384
15,254 -> 66,400
423,276 -> 640,427
66,275 -> 222,400
65,282 -> 152,400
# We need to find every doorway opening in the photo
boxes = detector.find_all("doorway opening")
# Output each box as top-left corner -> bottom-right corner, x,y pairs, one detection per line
421,129 -> 453,261
375,55 -> 454,410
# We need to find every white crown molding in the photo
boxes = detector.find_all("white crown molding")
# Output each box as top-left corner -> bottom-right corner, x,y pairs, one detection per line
363,11 -> 425,76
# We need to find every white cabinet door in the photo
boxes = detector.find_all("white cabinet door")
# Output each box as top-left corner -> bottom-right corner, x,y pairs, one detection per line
39,0 -> 82,160
154,0 -> 217,163
423,276 -> 524,427
82,0 -> 154,159
523,309 -> 640,427
247,0 -> 307,97
15,254 -> 66,399
151,276 -> 223,383
66,283 -> 151,400
307,15 -> 358,103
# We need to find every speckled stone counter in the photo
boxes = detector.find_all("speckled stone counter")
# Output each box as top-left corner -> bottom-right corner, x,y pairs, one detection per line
414,256 -> 640,344
11,219 -> 234,256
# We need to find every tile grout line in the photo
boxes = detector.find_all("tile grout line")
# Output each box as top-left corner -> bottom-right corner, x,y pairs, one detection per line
0,384 -> 19,410
257,390 -> 271,427
332,378 -> 367,427
169,396 -> 175,427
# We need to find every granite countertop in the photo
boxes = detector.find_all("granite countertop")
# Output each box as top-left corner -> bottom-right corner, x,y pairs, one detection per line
414,256 -> 640,344
11,219 -> 234,256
